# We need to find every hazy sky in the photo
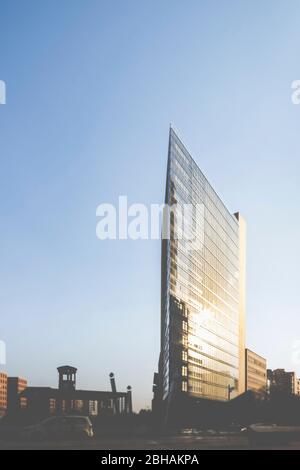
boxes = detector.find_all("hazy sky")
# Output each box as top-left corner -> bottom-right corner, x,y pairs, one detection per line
1,0 -> 300,411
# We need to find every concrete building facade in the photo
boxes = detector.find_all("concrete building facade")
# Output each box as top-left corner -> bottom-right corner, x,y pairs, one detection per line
0,372 -> 7,416
245,349 -> 267,393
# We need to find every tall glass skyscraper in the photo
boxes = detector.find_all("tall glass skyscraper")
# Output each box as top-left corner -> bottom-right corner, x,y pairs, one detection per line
157,128 -> 246,406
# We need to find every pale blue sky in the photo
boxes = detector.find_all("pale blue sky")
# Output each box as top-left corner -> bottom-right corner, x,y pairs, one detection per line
1,0 -> 300,410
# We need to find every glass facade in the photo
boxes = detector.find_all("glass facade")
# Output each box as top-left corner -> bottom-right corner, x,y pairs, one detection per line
161,128 -> 243,402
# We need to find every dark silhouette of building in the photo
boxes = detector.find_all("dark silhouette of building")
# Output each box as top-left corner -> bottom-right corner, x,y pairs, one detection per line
7,377 -> 27,415
19,366 -> 132,420
58,365 -> 77,392
267,369 -> 298,395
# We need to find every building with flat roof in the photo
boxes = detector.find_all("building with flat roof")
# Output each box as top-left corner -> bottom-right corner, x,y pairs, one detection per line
267,369 -> 297,395
20,366 -> 132,420
0,372 -> 7,416
297,378 -> 300,396
153,128 -> 246,418
7,377 -> 27,415
245,349 -> 267,393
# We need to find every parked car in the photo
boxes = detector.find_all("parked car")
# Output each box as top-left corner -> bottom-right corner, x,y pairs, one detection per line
21,415 -> 94,441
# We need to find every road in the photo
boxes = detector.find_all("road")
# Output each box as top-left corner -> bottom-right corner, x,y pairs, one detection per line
1,434 -> 300,450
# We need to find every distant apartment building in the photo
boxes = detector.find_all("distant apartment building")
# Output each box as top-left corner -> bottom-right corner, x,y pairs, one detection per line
0,372 -> 7,416
7,377 -> 28,414
267,369 -> 297,395
245,349 -> 267,393
297,378 -> 300,396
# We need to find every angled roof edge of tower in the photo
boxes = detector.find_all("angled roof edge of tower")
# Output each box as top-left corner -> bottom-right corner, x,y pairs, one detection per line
168,125 -> 239,225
